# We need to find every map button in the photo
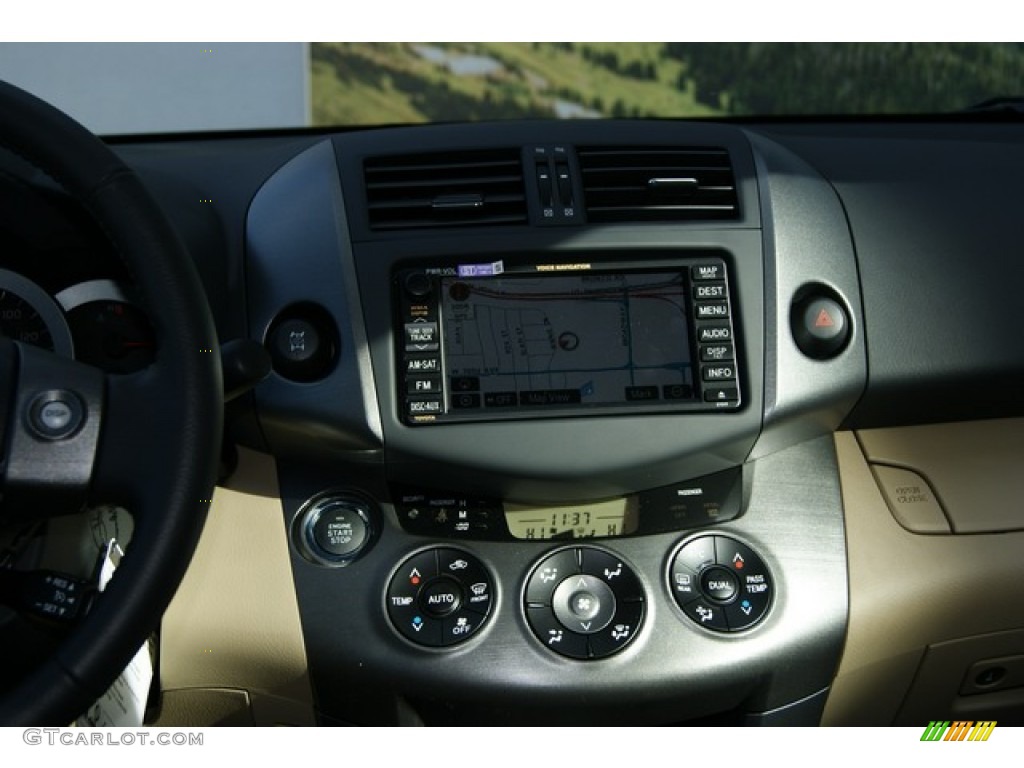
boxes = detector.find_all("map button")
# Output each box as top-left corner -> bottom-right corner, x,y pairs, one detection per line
691,263 -> 724,281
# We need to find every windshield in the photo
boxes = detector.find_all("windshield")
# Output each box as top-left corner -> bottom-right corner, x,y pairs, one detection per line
0,42 -> 1019,135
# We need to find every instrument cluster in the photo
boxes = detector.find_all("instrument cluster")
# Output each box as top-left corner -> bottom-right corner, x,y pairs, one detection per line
0,270 -> 155,374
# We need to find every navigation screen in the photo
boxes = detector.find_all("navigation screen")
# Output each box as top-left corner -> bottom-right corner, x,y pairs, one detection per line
439,271 -> 696,411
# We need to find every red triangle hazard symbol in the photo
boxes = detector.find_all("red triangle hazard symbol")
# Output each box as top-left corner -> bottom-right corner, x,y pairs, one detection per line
814,308 -> 835,328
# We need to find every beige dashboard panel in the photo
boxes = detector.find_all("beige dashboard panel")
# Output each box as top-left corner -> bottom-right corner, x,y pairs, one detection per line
857,418 -> 1024,533
155,448 -> 315,726
823,428 -> 1024,725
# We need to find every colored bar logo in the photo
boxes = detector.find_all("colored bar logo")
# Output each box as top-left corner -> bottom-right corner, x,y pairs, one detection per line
920,720 -> 997,741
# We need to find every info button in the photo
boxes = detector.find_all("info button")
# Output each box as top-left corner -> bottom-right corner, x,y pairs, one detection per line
702,364 -> 736,382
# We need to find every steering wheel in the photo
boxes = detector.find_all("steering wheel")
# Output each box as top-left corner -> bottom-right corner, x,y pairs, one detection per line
0,80 -> 222,724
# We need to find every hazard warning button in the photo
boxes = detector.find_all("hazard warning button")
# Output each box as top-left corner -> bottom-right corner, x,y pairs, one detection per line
792,295 -> 850,359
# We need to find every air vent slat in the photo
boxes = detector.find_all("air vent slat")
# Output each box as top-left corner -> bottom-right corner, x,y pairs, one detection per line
366,174 -> 523,191
368,193 -> 525,212
579,146 -> 739,223
365,150 -> 526,231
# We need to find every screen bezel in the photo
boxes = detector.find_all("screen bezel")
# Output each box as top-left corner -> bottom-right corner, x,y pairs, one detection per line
396,252 -> 741,426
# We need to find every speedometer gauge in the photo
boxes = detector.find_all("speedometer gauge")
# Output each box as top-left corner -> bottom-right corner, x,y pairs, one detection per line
56,280 -> 156,374
0,268 -> 74,356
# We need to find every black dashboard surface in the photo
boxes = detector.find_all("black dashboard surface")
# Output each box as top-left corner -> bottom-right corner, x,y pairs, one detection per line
9,115 -> 1023,725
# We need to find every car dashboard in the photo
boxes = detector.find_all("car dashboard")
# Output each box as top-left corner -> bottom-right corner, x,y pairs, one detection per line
4,115 -> 1024,726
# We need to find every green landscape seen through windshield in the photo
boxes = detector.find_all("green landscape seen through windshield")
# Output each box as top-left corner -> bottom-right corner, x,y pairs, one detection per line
311,43 -> 1024,124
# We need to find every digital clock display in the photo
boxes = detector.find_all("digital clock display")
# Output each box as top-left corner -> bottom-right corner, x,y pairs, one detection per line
504,497 -> 639,540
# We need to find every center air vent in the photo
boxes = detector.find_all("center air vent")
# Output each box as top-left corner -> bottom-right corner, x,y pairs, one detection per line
578,147 -> 739,223
364,149 -> 526,230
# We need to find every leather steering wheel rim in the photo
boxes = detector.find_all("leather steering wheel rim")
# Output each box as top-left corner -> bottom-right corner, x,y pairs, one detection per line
0,80 -> 222,725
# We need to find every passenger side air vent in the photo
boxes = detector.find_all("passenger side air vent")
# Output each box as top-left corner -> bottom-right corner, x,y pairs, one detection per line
578,147 -> 739,223
364,149 -> 527,230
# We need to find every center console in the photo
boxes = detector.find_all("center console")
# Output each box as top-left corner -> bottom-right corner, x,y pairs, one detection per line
240,121 -> 868,725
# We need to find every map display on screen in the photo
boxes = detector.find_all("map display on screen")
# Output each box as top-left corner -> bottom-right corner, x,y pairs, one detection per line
439,272 -> 696,410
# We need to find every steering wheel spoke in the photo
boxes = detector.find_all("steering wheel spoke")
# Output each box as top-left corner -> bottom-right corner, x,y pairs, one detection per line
0,339 -> 104,523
